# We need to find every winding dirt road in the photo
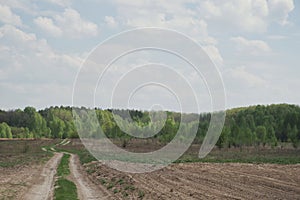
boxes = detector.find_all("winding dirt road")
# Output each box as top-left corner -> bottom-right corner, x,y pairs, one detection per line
23,153 -> 63,200
22,152 -> 110,200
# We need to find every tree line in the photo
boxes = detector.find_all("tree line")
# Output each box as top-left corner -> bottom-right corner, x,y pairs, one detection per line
0,104 -> 299,148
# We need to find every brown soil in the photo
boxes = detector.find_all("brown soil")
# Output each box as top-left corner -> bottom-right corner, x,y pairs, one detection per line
68,153 -> 113,200
0,164 -> 42,200
22,153 -> 63,200
86,162 -> 300,200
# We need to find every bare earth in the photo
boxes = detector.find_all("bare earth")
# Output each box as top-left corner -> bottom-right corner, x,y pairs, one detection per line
22,153 -> 63,200
0,152 -> 109,200
68,154 -> 112,200
131,162 -> 300,199
87,162 -> 300,199
0,164 -> 42,199
1,153 -> 300,200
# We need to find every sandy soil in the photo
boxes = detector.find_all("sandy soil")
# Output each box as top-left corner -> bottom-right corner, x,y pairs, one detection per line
87,162 -> 300,200
22,153 -> 63,200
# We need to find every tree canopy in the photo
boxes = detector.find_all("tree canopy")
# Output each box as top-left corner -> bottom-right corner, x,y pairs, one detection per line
0,104 -> 299,148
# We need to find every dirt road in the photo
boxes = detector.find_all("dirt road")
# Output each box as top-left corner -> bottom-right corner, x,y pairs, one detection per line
23,153 -> 63,200
68,153 -> 112,200
21,152 -> 110,200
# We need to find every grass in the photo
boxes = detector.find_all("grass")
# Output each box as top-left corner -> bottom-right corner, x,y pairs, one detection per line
59,145 -> 300,165
0,140 -> 56,168
54,153 -> 78,200
138,190 -> 145,199
55,179 -> 78,200
56,154 -> 70,177
176,147 -> 300,164
56,139 -> 300,166
55,147 -> 97,165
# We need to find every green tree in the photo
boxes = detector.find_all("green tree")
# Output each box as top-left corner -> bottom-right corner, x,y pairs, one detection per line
216,126 -> 230,149
288,125 -> 299,148
49,116 -> 65,139
0,122 -> 12,138
24,107 -> 49,138
266,126 -> 277,147
256,126 -> 267,146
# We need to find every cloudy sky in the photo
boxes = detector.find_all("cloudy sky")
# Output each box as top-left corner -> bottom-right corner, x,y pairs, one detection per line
0,0 -> 299,112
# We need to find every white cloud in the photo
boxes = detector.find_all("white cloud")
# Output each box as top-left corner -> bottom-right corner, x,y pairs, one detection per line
0,1 -> 38,16
109,1 -> 210,40
104,16 -> 118,28
228,66 -> 268,88
0,24 -> 82,69
0,24 -> 82,108
0,4 -> 22,26
0,0 -> 298,109
203,45 -> 223,67
106,0 -> 223,66
44,0 -> 71,7
268,0 -> 295,25
34,8 -> 99,38
231,36 -> 271,55
54,8 -> 98,38
34,17 -> 62,37
197,0 -> 294,33
0,24 -> 38,45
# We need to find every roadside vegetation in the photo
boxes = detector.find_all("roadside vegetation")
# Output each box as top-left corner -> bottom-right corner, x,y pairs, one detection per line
0,139 -> 55,168
54,153 -> 78,200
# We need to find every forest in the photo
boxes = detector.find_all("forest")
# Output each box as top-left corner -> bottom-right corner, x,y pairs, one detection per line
0,104 -> 299,149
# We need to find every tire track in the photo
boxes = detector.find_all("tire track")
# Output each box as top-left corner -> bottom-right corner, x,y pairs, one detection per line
23,153 -> 63,200
68,153 -> 112,200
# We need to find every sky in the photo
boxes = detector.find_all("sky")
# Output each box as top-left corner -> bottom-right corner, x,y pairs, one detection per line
0,0 -> 299,112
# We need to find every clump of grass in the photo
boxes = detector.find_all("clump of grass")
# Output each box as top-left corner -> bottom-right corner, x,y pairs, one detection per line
122,192 -> 129,197
100,178 -> 107,185
125,185 -> 135,191
107,182 -> 114,190
138,190 -> 145,199
113,189 -> 119,194
117,179 -> 124,185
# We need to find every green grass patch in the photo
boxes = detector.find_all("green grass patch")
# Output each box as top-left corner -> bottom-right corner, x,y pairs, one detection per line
176,147 -> 300,164
55,147 -> 97,165
57,154 -> 70,177
54,153 -> 78,200
54,179 -> 78,200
